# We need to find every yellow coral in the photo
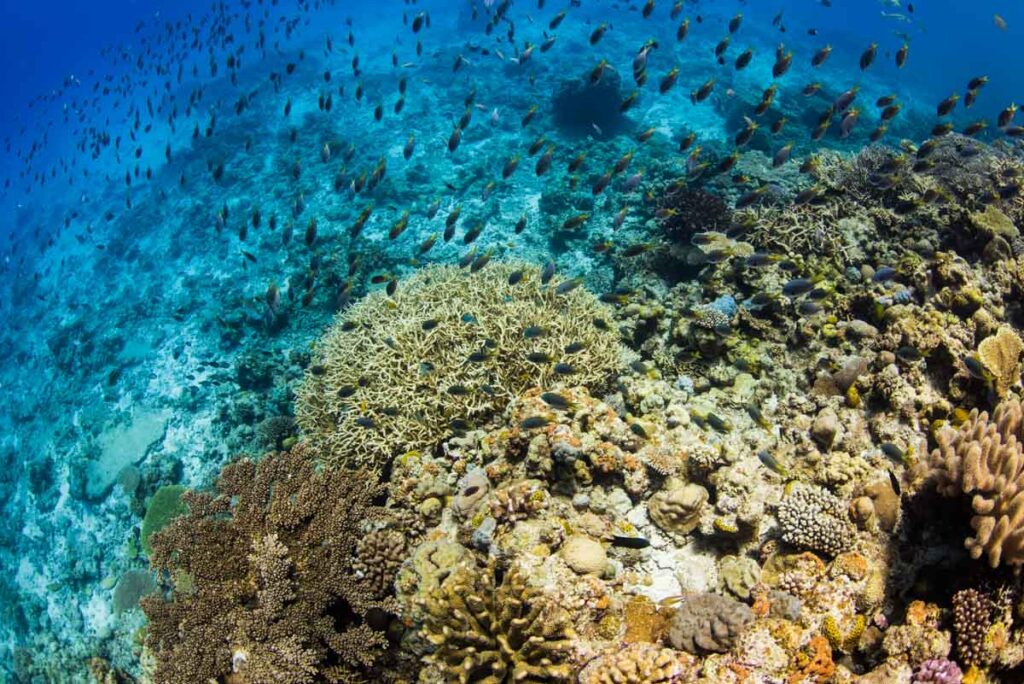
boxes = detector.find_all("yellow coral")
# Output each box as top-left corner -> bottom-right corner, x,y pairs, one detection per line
978,326 -> 1023,398
296,263 -> 623,469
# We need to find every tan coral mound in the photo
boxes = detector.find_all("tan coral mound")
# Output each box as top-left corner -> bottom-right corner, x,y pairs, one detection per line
418,561 -> 576,682
141,445 -> 399,683
929,398 -> 1024,569
978,326 -> 1023,398
577,643 -> 698,684
296,263 -> 623,469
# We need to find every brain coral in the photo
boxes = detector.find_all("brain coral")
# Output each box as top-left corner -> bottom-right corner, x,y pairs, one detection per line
296,263 -> 623,469
929,398 -> 1024,569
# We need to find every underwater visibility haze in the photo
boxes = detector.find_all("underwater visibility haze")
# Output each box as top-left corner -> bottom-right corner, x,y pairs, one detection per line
5,0 -> 1024,681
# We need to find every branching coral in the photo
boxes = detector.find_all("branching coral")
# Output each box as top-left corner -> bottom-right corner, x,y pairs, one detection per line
418,561 -> 576,682
736,202 -> 852,263
655,185 -> 732,241
141,445 -> 399,683
296,263 -> 623,469
928,398 -> 1024,569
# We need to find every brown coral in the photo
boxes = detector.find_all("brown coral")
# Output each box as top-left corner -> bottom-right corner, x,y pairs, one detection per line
952,588 -> 992,667
141,445 -> 400,684
929,398 -> 1024,569
977,326 -> 1023,398
419,561 -> 576,682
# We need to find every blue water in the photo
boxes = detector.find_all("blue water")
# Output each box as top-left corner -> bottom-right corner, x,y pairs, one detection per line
0,0 -> 1021,679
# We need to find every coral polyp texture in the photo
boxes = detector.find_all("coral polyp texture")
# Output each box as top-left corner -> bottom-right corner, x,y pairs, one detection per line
141,445 -> 398,683
418,561 -> 576,683
928,398 -> 1024,569
296,263 -> 623,469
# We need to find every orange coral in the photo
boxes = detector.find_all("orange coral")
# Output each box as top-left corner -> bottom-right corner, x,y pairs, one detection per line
787,636 -> 836,684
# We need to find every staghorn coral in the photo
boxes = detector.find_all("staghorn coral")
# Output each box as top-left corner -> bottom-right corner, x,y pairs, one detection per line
776,483 -> 854,558
666,592 -> 754,654
928,398 -> 1024,569
977,326 -> 1023,398
141,445 -> 399,683
577,643 -> 697,684
418,561 -> 575,683
296,263 -> 623,469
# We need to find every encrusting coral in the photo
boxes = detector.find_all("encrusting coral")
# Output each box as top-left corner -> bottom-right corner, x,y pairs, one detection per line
141,445 -> 400,683
928,398 -> 1024,570
296,262 -> 624,469
665,592 -> 754,654
576,643 -> 698,683
417,560 -> 576,683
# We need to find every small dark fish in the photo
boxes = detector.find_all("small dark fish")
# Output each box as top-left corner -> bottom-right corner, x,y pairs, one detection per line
447,384 -> 471,396
706,413 -> 731,433
880,442 -> 905,462
422,319 -> 439,331
555,278 -> 582,295
524,325 -> 547,339
508,269 -> 526,285
757,449 -> 788,476
964,355 -> 993,381
872,266 -> 897,283
896,346 -> 923,362
592,318 -> 610,331
466,349 -> 493,363
527,352 -> 554,363
554,362 -> 576,375
888,469 -> 902,498
782,278 -> 814,296
859,42 -> 877,70
630,422 -> 648,439
611,535 -> 650,549
541,392 -> 571,410
354,416 -> 376,428
520,415 -> 551,429
564,342 -> 586,354
541,261 -> 556,284
797,300 -> 823,316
